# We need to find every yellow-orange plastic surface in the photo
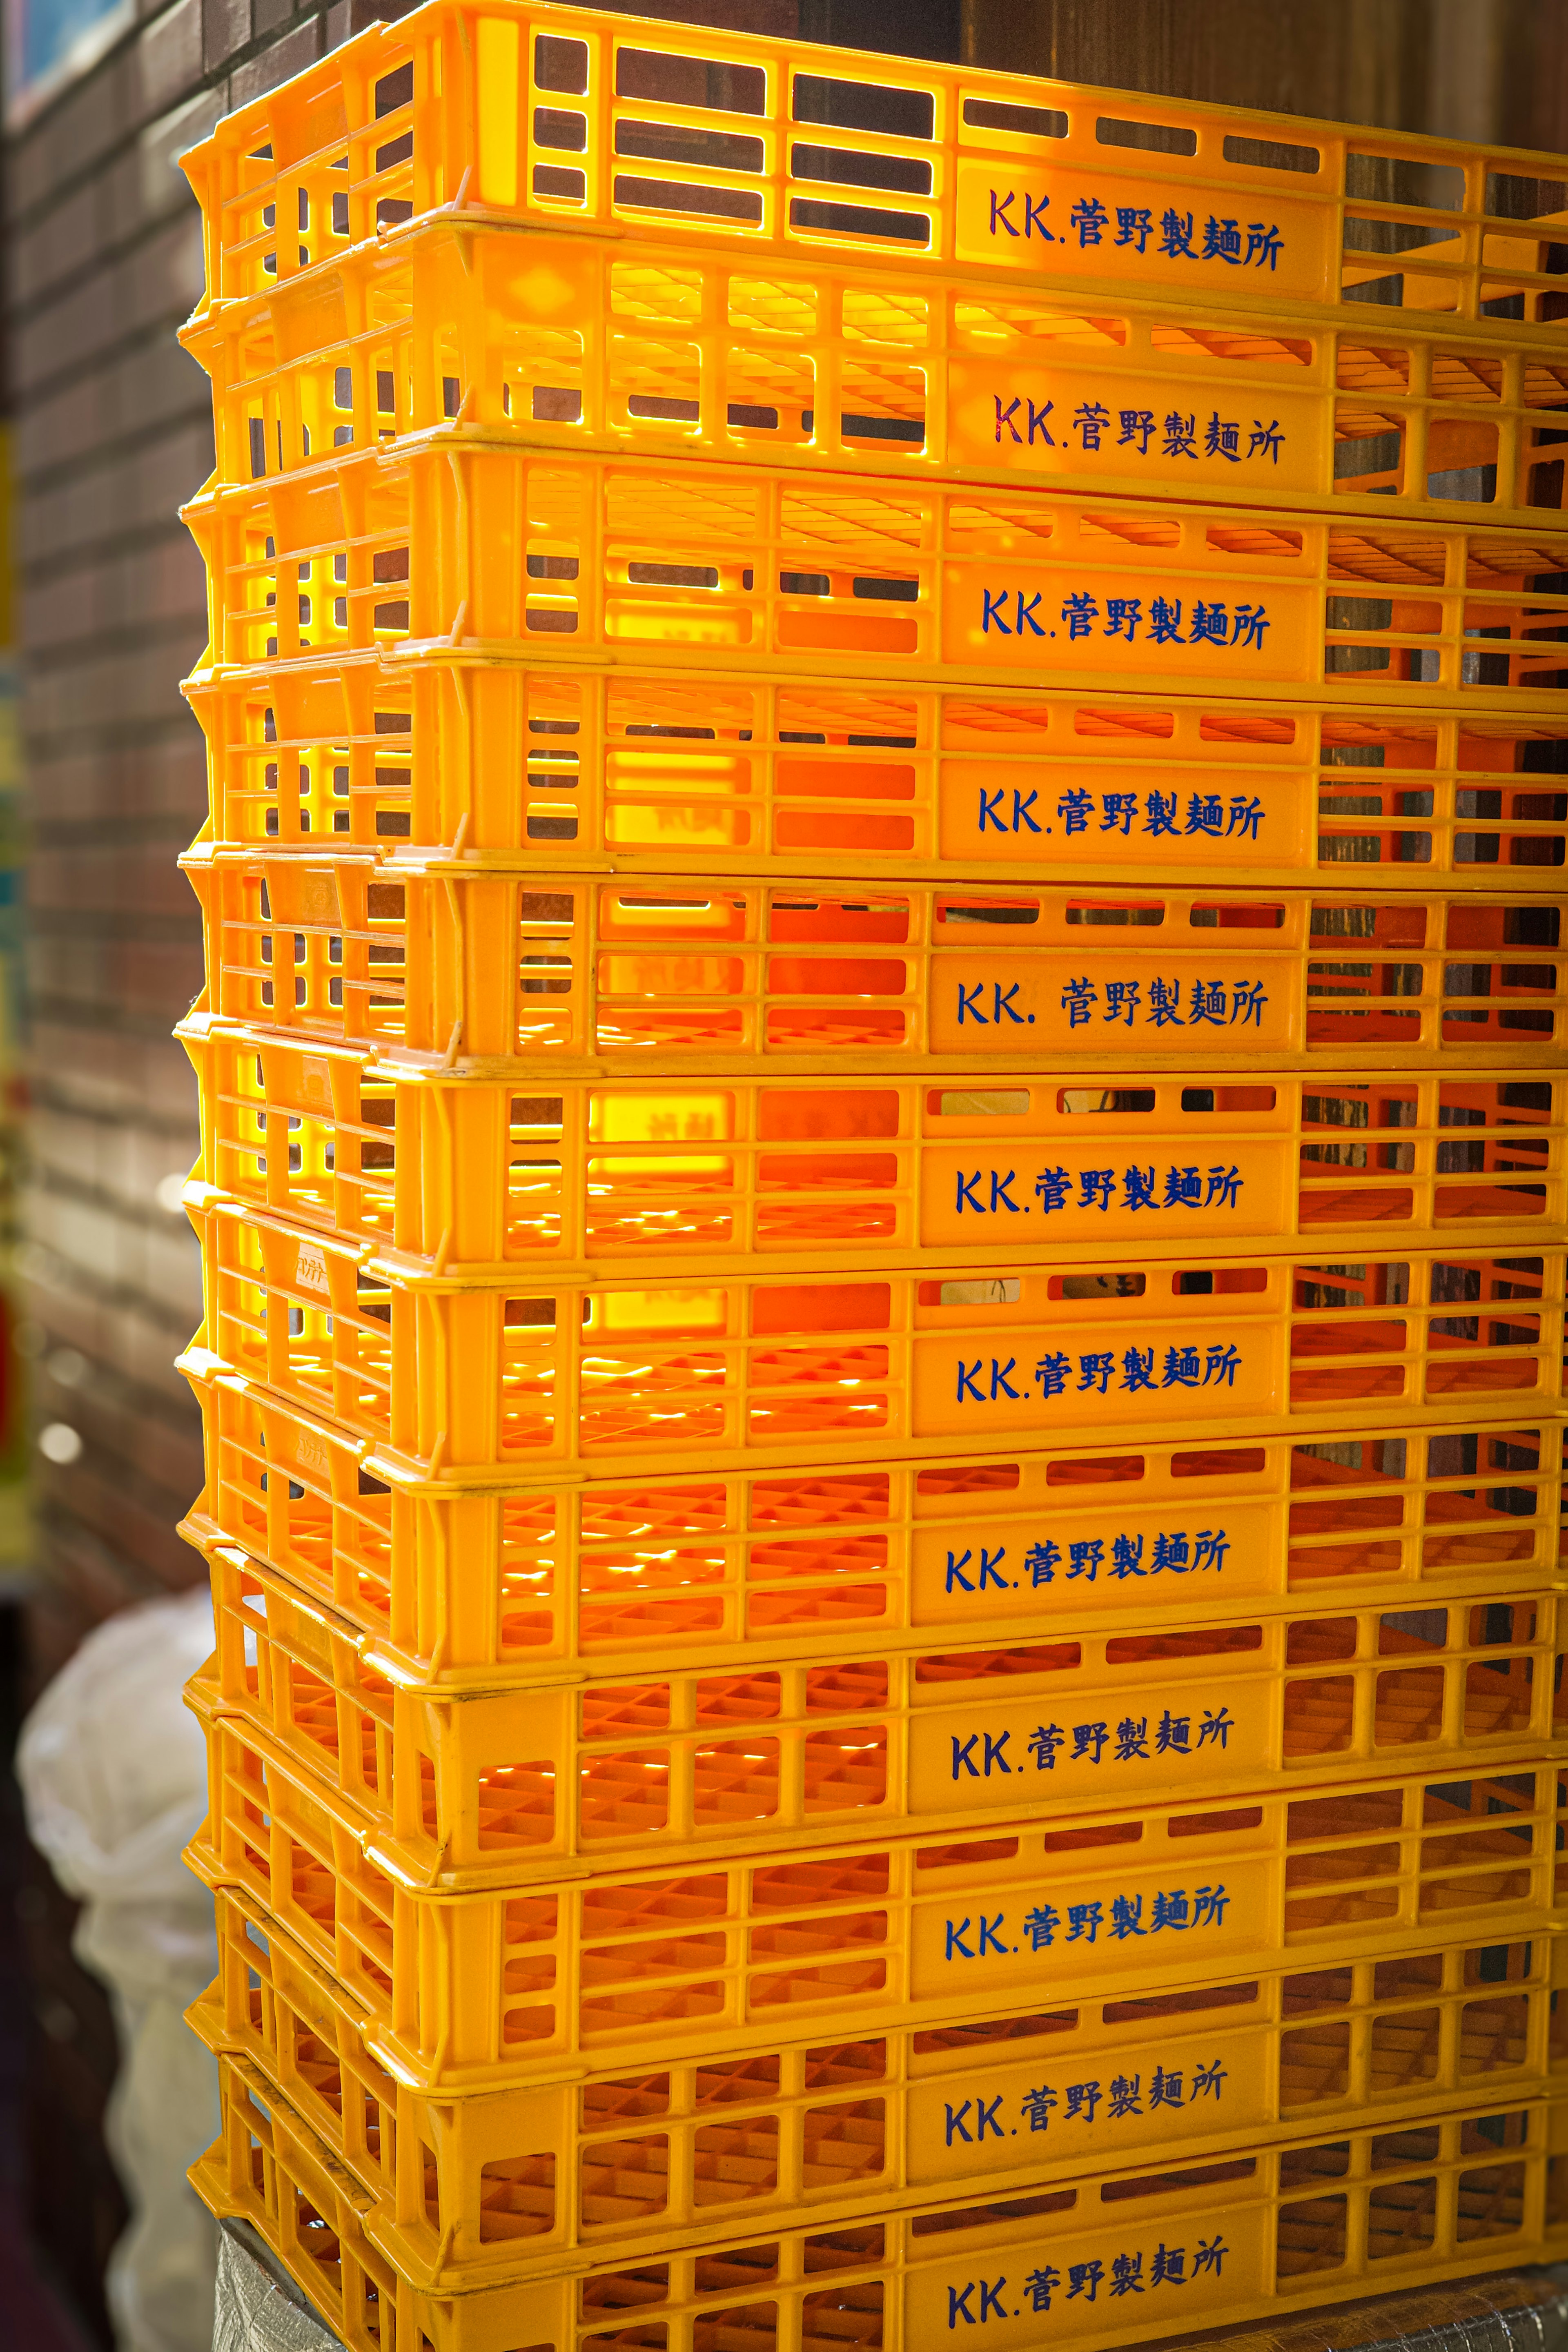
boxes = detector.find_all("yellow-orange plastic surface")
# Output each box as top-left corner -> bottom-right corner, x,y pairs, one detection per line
179,869 -> 1568,1072
180,1038 -> 1565,1273
183,448 -> 1568,712
194,1546 -> 1568,1883
180,0 -> 1568,346
180,216 -> 1568,533
183,1385 -> 1565,1687
184,1704 -> 1568,2086
190,1882 -> 1568,2282
180,1226 -> 1565,1477
185,658 -> 1568,886
193,2049 -> 1568,2352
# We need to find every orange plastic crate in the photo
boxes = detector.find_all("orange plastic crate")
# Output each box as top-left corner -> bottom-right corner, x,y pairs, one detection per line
182,213 -> 1568,534
184,656 -> 1568,884
180,1227 -> 1566,1479
183,447 -> 1568,711
179,867 -> 1568,1071
183,1378 -> 1566,1689
185,1712 -> 1568,2093
191,2051 -> 1568,2352
183,0 -> 1568,344
181,1035 -> 1566,1273
193,1545 -> 1568,1883
192,1881 -> 1568,2285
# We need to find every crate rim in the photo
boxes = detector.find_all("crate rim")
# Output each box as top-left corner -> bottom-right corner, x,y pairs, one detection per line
178,207 -> 1568,539
191,1862 -> 1568,2109
181,1350 -> 1568,1498
185,1667 -> 1568,1898
194,1993 -> 1568,2293
180,0 -> 1568,206
194,2044 -> 1568,2307
200,1531 -> 1568,1709
185,1187 -> 1568,1296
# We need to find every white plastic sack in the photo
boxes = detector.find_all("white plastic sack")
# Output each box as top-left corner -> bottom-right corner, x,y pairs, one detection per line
17,1585 -> 221,2352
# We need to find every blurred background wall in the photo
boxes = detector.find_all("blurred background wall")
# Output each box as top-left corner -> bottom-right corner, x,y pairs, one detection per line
3,0 -> 1568,2339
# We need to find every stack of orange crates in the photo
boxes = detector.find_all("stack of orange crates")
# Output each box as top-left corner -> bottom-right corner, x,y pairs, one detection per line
172,8 -> 1568,2346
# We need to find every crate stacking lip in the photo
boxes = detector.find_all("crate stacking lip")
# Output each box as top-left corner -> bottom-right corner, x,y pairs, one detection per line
178,1225 -> 1566,1479
192,1877 -> 1568,2285
182,0 -> 1568,340
194,1537 -> 1568,1883
181,444 -> 1568,713
180,1033 -> 1568,1275
184,1699 -> 1568,2094
177,866 -> 1568,1075
192,2054 -> 1568,2352
184,657 -> 1568,887
183,1374 -> 1567,1690
183,212 -> 1568,535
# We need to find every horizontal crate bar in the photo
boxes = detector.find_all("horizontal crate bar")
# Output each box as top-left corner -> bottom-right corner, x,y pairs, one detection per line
183,216 -> 1568,534
180,1228 -> 1567,1478
192,1881 -> 1568,2284
178,867 -> 1568,1073
181,1037 -> 1567,1274
184,1713 -> 1568,2092
195,1543 -> 1568,1882
200,2060 -> 1568,2352
184,656 -> 1568,886
192,2055 -> 1568,2352
182,444 -> 1568,712
183,0 -> 1568,344
182,1383 -> 1567,1688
